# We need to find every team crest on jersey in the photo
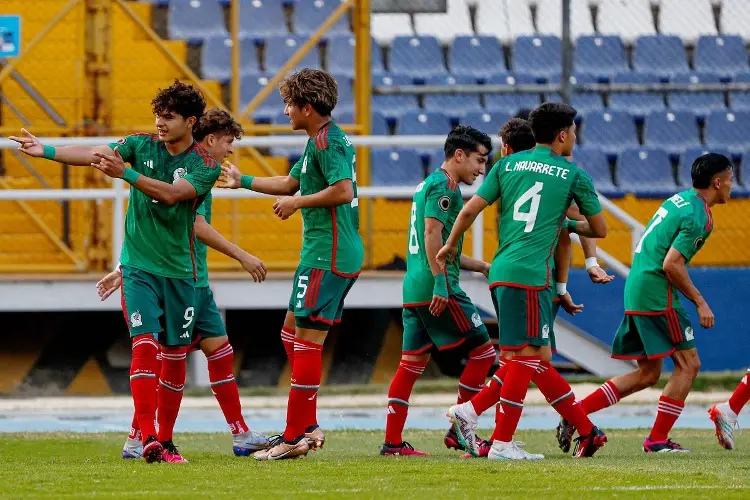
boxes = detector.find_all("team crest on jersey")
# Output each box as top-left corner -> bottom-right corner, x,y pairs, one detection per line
116,137 -> 127,145
685,326 -> 694,341
693,237 -> 704,250
438,196 -> 451,211
471,313 -> 482,328
542,324 -> 550,339
173,168 -> 187,183
130,311 -> 142,328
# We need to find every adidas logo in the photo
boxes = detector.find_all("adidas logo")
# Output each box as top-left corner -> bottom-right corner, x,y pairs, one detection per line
387,405 -> 396,415
180,331 -> 190,339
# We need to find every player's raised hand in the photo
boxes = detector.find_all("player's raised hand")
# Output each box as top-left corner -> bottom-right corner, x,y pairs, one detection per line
8,128 -> 44,157
273,196 -> 298,220
436,244 -> 458,270
240,253 -> 268,282
560,293 -> 584,315
429,294 -> 449,316
92,147 -> 126,178
587,265 -> 615,284
697,301 -> 715,328
96,270 -> 122,301
219,162 -> 241,189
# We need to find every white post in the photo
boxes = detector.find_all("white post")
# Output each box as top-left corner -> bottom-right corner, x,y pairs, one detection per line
112,178 -> 125,266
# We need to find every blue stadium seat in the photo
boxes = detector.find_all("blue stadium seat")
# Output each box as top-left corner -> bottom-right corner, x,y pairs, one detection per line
423,75 -> 483,119
705,110 -> 750,153
461,111 -> 511,137
694,35 -> 749,81
335,77 -> 355,114
484,74 -> 541,115
572,147 -> 620,197
678,146 -> 733,188
546,74 -> 604,117
513,35 -> 561,83
609,72 -> 665,120
581,110 -> 638,157
574,35 -> 628,82
326,35 -> 384,78
371,149 -> 425,186
201,36 -> 259,82
371,74 -> 419,120
426,148 -> 446,173
633,35 -> 689,80
240,74 -> 286,122
398,111 -> 452,156
644,111 -> 700,157
334,111 -> 390,135
168,0 -> 228,43
263,35 -> 320,73
729,72 -> 750,112
449,36 -> 507,81
238,0 -> 287,40
616,147 -> 676,198
668,73 -> 726,120
293,0 -> 351,36
390,36 -> 447,82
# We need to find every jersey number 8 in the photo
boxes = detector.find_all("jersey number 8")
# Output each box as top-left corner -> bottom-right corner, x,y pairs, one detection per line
408,202 -> 419,255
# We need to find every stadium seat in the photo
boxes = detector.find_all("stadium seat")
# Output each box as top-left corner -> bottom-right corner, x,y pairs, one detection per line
334,111 -> 390,135
426,148 -> 446,173
371,13 -> 413,45
475,0 -> 535,44
326,35 -> 384,78
449,36 -> 507,81
513,36 -> 562,83
414,0 -> 473,45
293,0 -> 350,36
581,110 -> 638,157
397,110 -> 452,136
705,110 -> 750,153
644,111 -> 701,157
461,111 -> 512,137
200,36 -> 259,82
484,74 -> 541,116
168,0 -> 228,43
263,35 -> 321,73
633,35 -> 689,80
371,149 -> 425,186
238,0 -> 287,40
668,72 -> 726,120
694,36 -> 748,81
545,91 -> 604,117
678,146 -> 732,187
659,0 -> 716,45
535,0 -> 595,38
720,0 -> 750,42
572,147 -> 620,197
574,36 -> 628,82
729,72 -> 750,112
390,36 -> 446,82
609,72 -> 665,120
616,147 -> 676,197
371,74 -> 419,120
423,75 -> 483,119
240,74 -> 286,122
597,0 -> 655,44
336,77 -> 355,114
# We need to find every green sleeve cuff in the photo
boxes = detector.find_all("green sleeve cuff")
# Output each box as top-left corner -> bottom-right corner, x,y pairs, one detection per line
42,145 -> 56,160
432,273 -> 449,298
122,167 -> 140,185
566,219 -> 578,232
240,174 -> 255,190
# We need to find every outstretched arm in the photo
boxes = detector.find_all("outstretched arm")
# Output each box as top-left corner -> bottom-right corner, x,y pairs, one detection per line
459,255 -> 490,277
220,162 -> 299,196
566,204 -> 614,284
194,215 -> 267,282
272,179 -> 353,220
9,128 -> 114,166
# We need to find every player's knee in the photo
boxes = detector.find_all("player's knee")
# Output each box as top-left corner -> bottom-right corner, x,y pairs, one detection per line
638,366 -> 661,388
401,352 -> 430,364
684,355 -> 701,380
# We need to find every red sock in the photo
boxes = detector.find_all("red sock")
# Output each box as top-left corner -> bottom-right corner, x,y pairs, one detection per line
729,369 -> 750,415
457,345 -> 495,404
283,339 -> 323,442
494,356 -> 540,442
207,341 -> 248,435
470,359 -> 508,416
128,413 -> 141,441
650,395 -> 685,442
533,361 -> 593,435
281,326 -> 295,370
129,335 -> 159,443
157,346 -> 187,443
384,359 -> 428,445
580,380 -> 621,415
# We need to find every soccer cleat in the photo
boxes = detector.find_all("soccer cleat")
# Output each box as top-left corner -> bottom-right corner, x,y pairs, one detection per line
459,439 -> 497,459
141,435 -> 164,464
556,417 -> 576,453
380,441 -> 428,456
446,403 -> 479,456
122,437 -> 143,459
572,426 -> 608,458
642,437 -> 691,453
232,430 -> 271,456
161,440 -> 189,463
709,403 -> 739,450
305,425 -> 326,450
254,437 -> 309,461
488,440 -> 544,460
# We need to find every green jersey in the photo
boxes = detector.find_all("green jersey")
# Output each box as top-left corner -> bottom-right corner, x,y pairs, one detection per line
109,134 -> 220,279
289,121 -> 363,276
625,190 -> 713,312
403,169 -> 464,305
194,193 -> 212,288
477,145 -> 601,289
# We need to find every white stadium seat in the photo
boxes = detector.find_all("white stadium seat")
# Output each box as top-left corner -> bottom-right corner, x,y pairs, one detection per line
414,0 -> 474,45
598,0 -> 656,44
476,0 -> 535,44
720,0 -> 750,41
659,0 -> 717,44
534,0 -> 596,38
371,13 -> 414,45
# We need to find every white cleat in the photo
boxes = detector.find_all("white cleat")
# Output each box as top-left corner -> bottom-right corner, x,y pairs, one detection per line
122,437 -> 143,459
709,403 -> 740,450
488,440 -> 545,461
233,430 -> 271,456
446,403 -> 479,456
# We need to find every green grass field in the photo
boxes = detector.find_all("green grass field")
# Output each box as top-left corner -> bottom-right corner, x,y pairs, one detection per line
1,430 -> 749,499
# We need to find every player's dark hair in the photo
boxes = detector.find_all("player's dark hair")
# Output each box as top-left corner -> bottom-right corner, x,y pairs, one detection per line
499,118 -> 535,153
444,125 -> 493,160
691,153 -> 733,189
279,68 -> 338,117
193,108 -> 243,142
151,79 -> 206,122
528,102 -> 577,144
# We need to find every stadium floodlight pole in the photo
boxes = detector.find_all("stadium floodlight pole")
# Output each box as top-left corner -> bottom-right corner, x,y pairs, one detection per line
560,0 -> 572,104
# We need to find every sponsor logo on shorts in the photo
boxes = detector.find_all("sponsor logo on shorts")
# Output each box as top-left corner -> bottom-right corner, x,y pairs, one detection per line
542,324 -> 550,339
173,167 -> 187,183
130,311 -> 142,328
471,313 -> 483,328
438,196 -> 451,211
684,326 -> 694,341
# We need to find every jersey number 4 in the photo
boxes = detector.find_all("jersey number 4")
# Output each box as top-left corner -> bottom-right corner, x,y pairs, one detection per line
513,182 -> 544,233
635,206 -> 669,254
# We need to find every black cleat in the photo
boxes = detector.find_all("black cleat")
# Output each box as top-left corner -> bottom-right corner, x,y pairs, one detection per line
556,417 -> 576,453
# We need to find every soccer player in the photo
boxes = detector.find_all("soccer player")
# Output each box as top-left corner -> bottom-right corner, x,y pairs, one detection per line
95,109 -> 271,459
437,103 -> 608,460
710,371 -> 750,450
220,69 -> 363,460
380,126 -> 497,457
564,153 -> 733,453
9,81 -> 220,463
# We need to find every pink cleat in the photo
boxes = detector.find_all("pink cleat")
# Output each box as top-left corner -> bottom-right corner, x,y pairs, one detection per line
161,440 -> 189,463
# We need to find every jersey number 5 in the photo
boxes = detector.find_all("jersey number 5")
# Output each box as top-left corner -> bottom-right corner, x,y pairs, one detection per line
635,206 -> 669,254
513,182 -> 544,232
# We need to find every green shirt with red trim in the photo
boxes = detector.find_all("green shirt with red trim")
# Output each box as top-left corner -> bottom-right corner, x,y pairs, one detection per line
477,145 -> 601,289
402,169 -> 465,305
625,190 -> 713,312
108,133 -> 220,279
194,193 -> 212,288
289,120 -> 363,276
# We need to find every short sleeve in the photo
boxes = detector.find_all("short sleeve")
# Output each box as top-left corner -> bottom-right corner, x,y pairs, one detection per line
184,157 -> 220,197
476,159 -> 503,204
423,184 -> 455,226
672,213 -> 708,262
196,197 -> 208,217
289,155 -> 304,181
108,135 -> 140,165
571,170 -> 602,216
318,142 -> 352,186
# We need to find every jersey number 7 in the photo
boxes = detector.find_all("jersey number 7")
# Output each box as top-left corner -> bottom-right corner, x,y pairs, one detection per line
635,206 -> 669,254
